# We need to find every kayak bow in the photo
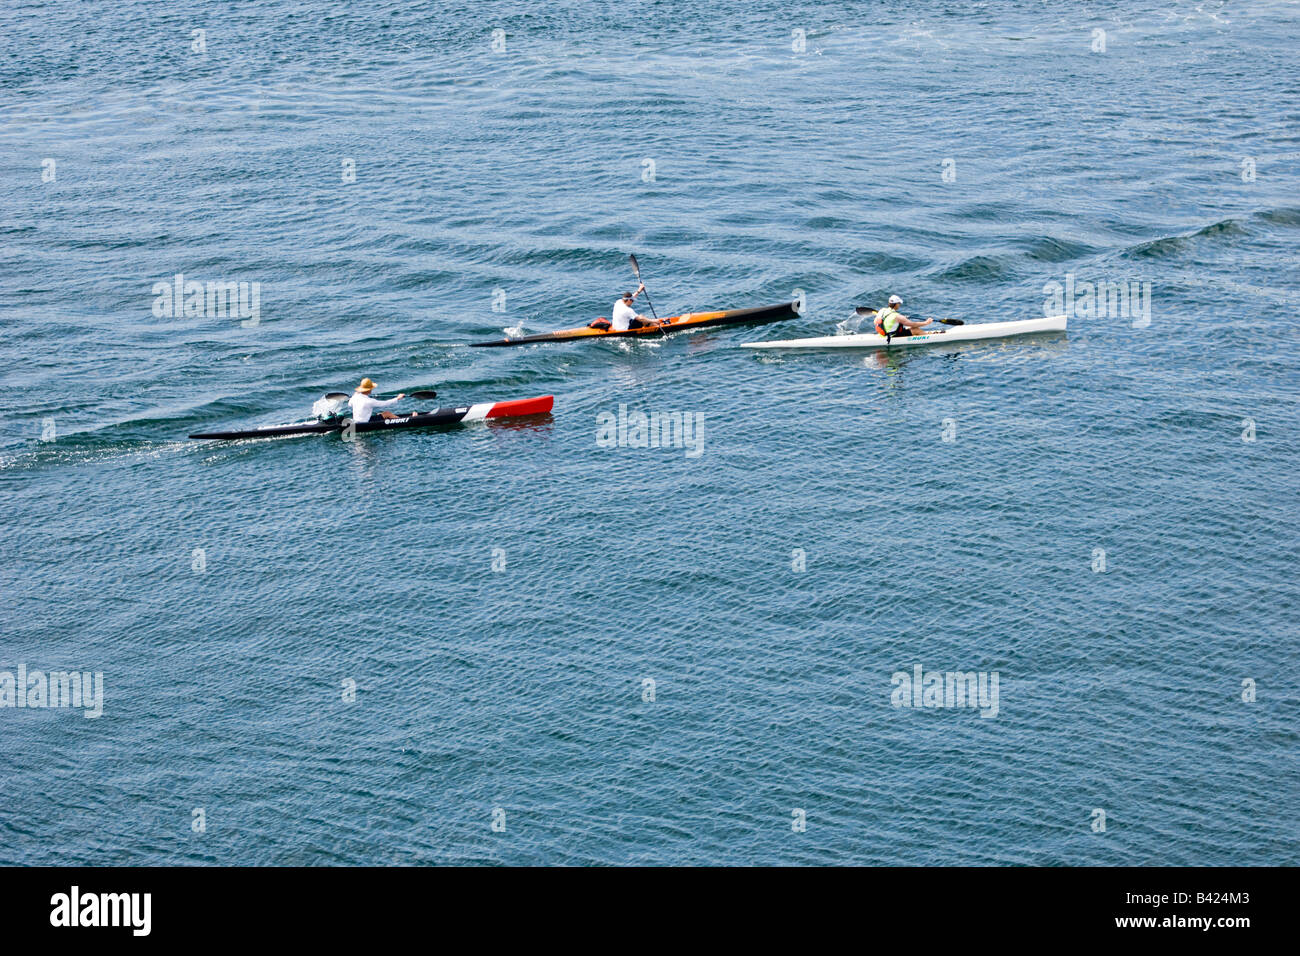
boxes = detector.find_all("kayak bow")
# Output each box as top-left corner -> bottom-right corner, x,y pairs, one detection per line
470,301 -> 800,347
742,315 -> 1067,350
189,395 -> 554,441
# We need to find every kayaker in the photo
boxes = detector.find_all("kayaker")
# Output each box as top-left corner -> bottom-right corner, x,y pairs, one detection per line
348,378 -> 405,423
611,285 -> 657,331
874,295 -> 935,339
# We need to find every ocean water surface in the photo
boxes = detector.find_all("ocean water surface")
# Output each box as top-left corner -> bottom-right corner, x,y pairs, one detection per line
1,0 -> 1297,865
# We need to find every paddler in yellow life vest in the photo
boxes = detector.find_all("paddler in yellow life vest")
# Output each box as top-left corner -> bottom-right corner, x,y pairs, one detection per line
874,295 -> 936,340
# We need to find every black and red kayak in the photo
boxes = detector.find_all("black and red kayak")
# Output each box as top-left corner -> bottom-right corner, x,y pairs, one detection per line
189,395 -> 553,441
469,301 -> 800,347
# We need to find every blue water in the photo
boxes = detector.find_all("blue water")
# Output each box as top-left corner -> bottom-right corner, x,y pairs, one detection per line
2,0 -> 1297,865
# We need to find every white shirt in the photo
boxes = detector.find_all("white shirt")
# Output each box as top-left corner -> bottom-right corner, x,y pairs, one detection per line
348,391 -> 401,423
611,299 -> 638,332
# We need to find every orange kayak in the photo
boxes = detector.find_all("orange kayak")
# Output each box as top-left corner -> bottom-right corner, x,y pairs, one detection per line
469,301 -> 800,347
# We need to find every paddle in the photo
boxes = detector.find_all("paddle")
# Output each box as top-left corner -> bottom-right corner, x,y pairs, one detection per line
325,389 -> 437,401
854,307 -> 963,326
628,253 -> 664,333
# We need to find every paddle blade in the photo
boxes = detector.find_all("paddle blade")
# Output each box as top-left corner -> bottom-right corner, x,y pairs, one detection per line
407,390 -> 438,400
325,392 -> 349,400
936,318 -> 964,326
854,306 -> 877,316
629,253 -> 641,279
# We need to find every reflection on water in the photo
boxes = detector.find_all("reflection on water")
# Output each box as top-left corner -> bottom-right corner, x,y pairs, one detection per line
486,412 -> 555,434
341,411 -> 557,480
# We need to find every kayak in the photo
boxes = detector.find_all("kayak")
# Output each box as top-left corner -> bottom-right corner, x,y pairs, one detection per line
742,315 -> 1067,350
189,395 -> 553,440
470,301 -> 800,347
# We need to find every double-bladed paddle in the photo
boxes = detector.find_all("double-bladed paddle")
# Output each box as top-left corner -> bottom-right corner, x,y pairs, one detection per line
854,306 -> 963,326
323,390 -> 436,403
324,389 -> 438,401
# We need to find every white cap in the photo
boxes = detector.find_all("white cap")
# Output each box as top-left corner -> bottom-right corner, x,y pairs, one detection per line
888,295 -> 903,306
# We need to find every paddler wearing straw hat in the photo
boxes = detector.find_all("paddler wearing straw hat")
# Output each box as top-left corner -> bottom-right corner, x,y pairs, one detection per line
347,378 -> 406,423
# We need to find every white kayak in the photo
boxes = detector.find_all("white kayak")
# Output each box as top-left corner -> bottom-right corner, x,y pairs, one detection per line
742,314 -> 1067,350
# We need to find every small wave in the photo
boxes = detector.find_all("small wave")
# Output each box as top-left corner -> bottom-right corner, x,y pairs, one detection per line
1019,235 -> 1098,264
1125,217 -> 1248,260
801,215 -> 856,231
930,254 -> 1015,282
1254,207 -> 1300,227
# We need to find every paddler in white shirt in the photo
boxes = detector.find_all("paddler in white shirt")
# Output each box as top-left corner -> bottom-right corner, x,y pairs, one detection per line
874,295 -> 936,339
610,285 -> 658,331
348,378 -> 405,423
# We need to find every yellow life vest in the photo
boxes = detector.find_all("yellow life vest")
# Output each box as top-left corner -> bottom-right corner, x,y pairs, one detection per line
876,307 -> 901,334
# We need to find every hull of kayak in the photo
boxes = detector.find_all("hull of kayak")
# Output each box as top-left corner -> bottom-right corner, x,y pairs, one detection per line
742,315 -> 1068,350
470,301 -> 800,347
189,395 -> 553,440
